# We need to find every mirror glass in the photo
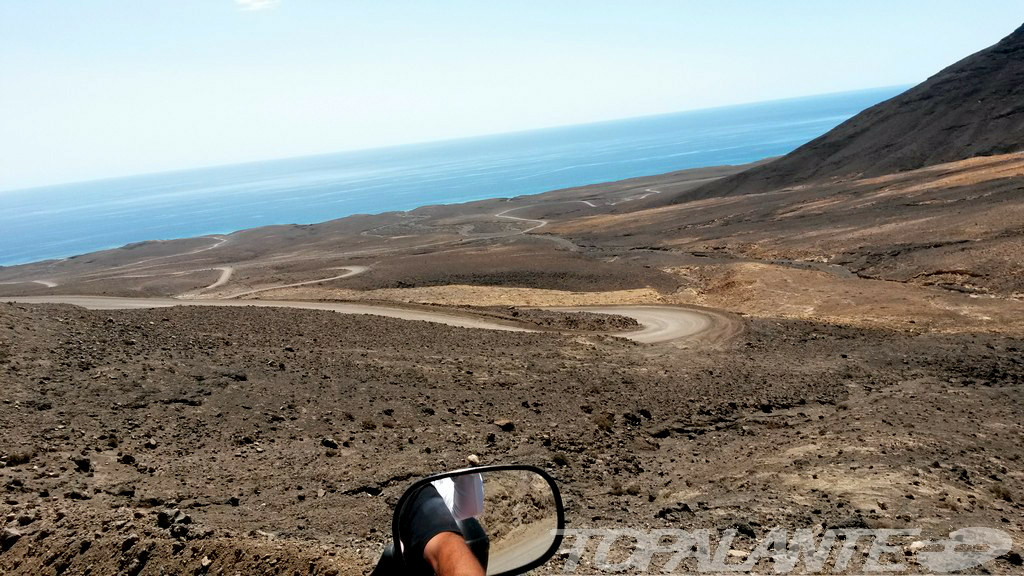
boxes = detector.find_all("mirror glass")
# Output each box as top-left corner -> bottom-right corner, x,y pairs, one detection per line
397,468 -> 560,576
479,469 -> 559,575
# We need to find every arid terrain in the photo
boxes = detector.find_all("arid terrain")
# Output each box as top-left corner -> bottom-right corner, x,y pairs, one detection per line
1,23 -> 1023,576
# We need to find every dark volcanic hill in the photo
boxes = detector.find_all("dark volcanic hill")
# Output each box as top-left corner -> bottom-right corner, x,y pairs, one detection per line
686,23 -> 1024,199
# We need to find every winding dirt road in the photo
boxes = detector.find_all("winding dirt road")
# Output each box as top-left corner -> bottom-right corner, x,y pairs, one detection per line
3,296 -> 733,344
218,266 -> 369,299
549,305 -> 738,344
3,201 -> 742,344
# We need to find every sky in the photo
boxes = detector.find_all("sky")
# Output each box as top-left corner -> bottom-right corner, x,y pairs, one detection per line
1,1 -> 1023,192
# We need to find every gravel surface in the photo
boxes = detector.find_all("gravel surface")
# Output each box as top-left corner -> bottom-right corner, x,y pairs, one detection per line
1,303 -> 1021,574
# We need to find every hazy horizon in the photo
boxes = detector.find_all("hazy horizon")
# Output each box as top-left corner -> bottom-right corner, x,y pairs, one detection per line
0,84 -> 907,194
3,1 -> 1023,191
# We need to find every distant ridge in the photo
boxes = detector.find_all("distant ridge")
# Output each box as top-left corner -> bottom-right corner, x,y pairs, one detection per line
686,23 -> 1024,199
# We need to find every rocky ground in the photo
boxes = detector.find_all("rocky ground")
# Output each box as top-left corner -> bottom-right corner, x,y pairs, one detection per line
1,149 -> 1022,576
1,302 -> 1021,575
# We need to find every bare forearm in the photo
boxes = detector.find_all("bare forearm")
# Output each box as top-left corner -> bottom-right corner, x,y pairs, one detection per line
424,532 -> 485,576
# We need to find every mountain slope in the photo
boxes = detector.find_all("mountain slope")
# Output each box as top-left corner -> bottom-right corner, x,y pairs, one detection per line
687,23 -> 1024,198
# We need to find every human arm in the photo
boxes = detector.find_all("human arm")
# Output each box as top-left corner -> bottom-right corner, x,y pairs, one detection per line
400,484 -> 484,575
423,531 -> 485,576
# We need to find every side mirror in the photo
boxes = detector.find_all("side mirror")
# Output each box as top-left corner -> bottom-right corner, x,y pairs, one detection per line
392,464 -> 565,576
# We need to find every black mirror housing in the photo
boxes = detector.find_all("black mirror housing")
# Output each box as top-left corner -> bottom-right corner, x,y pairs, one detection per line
390,464 -> 565,576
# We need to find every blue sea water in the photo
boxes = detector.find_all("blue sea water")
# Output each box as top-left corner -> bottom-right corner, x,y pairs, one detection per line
0,86 -> 904,266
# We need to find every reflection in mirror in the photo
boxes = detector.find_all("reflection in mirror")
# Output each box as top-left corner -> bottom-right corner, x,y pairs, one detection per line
476,469 -> 558,576
397,468 -> 559,576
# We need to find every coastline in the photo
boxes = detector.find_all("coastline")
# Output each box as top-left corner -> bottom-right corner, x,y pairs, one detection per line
0,87 -> 903,267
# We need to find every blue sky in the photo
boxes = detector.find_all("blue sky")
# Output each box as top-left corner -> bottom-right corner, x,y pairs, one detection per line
1,1 -> 1022,191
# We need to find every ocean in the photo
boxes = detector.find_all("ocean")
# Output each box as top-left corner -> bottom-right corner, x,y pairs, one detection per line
0,86 -> 904,266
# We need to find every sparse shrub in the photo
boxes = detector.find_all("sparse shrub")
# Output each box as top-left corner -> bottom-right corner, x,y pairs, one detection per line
593,412 -> 614,432
606,482 -> 640,497
3,450 -> 34,466
990,482 -> 1013,502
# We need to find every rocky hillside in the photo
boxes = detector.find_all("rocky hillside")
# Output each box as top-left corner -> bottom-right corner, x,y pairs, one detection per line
687,23 -> 1024,198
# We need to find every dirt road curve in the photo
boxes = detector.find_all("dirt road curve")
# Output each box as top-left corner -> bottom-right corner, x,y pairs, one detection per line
221,266 -> 369,298
551,305 -> 738,344
3,296 -> 732,344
